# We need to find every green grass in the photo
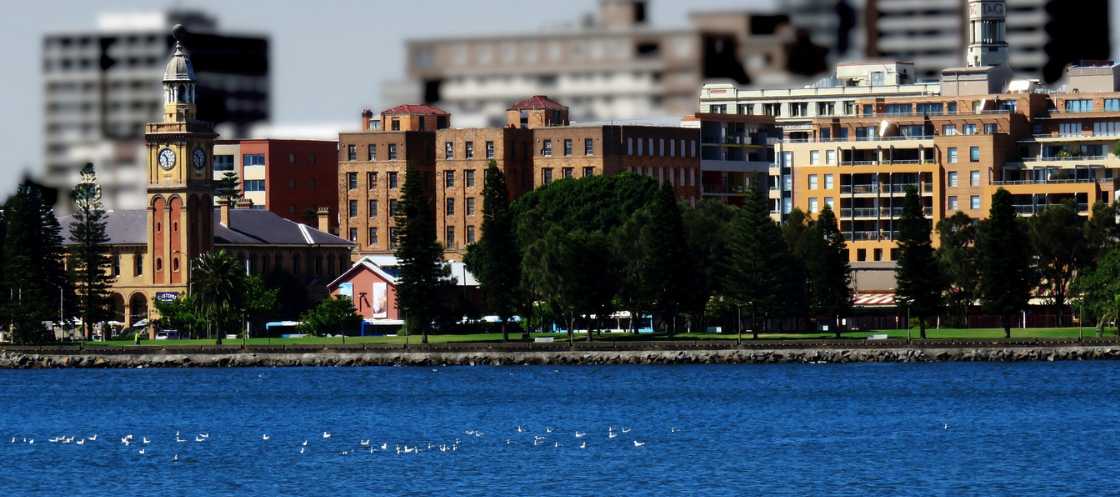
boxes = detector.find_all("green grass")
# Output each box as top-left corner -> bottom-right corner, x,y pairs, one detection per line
51,326 -> 1119,347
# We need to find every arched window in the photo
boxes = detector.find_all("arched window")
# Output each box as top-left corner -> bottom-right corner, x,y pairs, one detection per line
274,254 -> 283,273
172,257 -> 180,272
292,255 -> 301,278
156,258 -> 163,272
177,84 -> 186,103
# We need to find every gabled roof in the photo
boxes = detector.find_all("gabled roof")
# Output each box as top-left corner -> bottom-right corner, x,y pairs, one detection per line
59,209 -> 354,248
380,104 -> 450,116
326,255 -> 479,290
509,95 -> 567,111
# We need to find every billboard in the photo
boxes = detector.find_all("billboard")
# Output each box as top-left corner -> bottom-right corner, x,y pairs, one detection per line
372,282 -> 388,319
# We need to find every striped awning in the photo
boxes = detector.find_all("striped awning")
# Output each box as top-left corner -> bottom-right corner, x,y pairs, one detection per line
854,293 -> 896,307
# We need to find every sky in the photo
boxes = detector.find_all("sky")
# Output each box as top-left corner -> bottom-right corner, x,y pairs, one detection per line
0,0 -> 1117,198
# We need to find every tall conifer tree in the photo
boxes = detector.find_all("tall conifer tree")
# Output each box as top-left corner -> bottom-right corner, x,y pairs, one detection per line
394,162 -> 453,343
980,188 -> 1032,338
726,181 -> 784,339
463,161 -> 521,341
639,181 -> 695,337
69,163 -> 112,340
809,204 -> 852,336
895,186 -> 942,339
2,185 -> 68,343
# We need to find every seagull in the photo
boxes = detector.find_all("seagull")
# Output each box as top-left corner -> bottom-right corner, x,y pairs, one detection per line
139,449 -> 145,455
554,442 -> 561,447
381,443 -> 388,450
621,428 -> 631,434
322,432 -> 331,439
200,434 -> 209,439
633,441 -> 645,447
517,426 -> 525,432
404,446 -> 416,453
580,442 -> 587,449
10,437 -> 15,443
302,440 -> 308,446
143,438 -> 151,444
465,430 -> 475,435
28,439 -> 34,444
262,434 -> 270,441
342,451 -> 349,455
360,440 -> 369,446
608,432 -> 618,439
126,434 -> 133,441
575,432 -> 585,438
89,435 -> 97,441
172,455 -> 178,462
76,439 -> 85,445
300,447 -> 305,454
546,427 -> 555,433
944,424 -> 952,430
670,428 -> 677,433
506,439 -> 517,445
176,437 -> 186,443
195,437 -> 205,442
475,432 -> 484,437
124,440 -> 131,447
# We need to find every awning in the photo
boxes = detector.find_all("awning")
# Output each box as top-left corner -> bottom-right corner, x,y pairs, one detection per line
854,293 -> 895,307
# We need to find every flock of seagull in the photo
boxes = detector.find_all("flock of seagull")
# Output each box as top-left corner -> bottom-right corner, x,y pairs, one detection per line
8,425 -> 670,460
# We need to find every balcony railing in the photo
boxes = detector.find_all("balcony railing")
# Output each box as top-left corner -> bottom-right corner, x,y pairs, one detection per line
1019,155 -> 1109,162
840,184 -> 879,194
781,135 -> 933,144
991,177 -> 1113,186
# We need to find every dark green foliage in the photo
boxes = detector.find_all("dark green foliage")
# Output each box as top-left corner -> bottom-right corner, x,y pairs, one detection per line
2,184 -> 69,344
298,296 -> 362,337
808,204 -> 852,335
190,249 -> 246,344
263,269 -> 310,319
682,199 -> 737,328
639,181 -> 697,336
1083,201 -> 1119,260
725,182 -> 786,339
152,295 -> 204,338
936,212 -> 980,328
513,172 -> 660,243
610,208 -> 651,333
1070,248 -> 1120,335
523,227 -> 615,340
217,171 -> 242,201
980,188 -> 1033,337
394,161 -> 454,342
463,161 -> 521,341
894,186 -> 941,338
1028,199 -> 1085,327
69,163 -> 112,340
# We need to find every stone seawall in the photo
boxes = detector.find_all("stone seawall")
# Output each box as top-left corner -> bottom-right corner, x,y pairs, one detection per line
2,341 -> 1120,368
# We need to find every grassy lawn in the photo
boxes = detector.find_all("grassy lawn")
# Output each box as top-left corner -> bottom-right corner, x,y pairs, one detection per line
49,326 -> 1119,347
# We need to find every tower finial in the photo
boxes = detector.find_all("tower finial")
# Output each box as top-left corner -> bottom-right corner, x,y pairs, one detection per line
172,24 -> 186,44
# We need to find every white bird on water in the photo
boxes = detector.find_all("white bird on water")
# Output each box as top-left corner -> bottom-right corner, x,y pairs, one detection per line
360,440 -> 369,446
89,435 -> 97,441
76,439 -> 84,445
621,428 -> 631,434
143,438 -> 151,444
575,432 -> 585,438
633,441 -> 645,447
580,442 -> 587,449
138,449 -> 145,455
262,434 -> 270,441
381,443 -> 388,450
195,437 -> 205,442
517,426 -> 525,432
547,427 -> 555,433
199,433 -> 209,439
300,447 -> 305,454
302,440 -> 308,446
944,424 -> 952,430
172,455 -> 178,462
608,432 -> 618,439
323,432 -> 331,439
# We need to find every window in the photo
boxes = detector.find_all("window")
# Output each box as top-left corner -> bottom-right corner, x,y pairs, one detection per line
244,180 -> 264,191
948,196 -> 958,211
368,144 -> 376,160
948,147 -> 958,163
810,151 -> 820,165
389,172 -> 399,189
825,197 -> 834,209
942,124 -> 956,136
984,123 -> 998,134
582,138 -> 594,156
970,147 -> 980,162
970,195 -> 981,210
542,139 -> 552,157
368,228 -> 378,245
790,102 -> 808,117
243,154 -> 265,167
368,200 -> 378,217
948,172 -> 958,187
1065,99 -> 1093,113
710,104 -> 727,113
843,101 -> 854,115
466,225 -> 476,245
563,139 -> 573,156
970,170 -> 980,187
309,179 -> 316,189
367,172 -> 377,189
389,199 -> 399,217
1060,122 -> 1081,136
862,104 -> 873,116
465,141 -> 474,159
583,167 -> 594,177
486,141 -> 495,159
826,150 -> 836,165
817,102 -> 835,116
446,198 -> 455,216
444,170 -> 455,188
348,200 -> 357,217
134,254 -> 143,277
1094,121 -> 1120,135
562,167 -> 573,179
917,103 -> 943,115
446,226 -> 456,248
391,118 -> 400,131
948,102 -> 958,114
112,255 -> 121,277
445,142 -> 454,160
214,155 -> 234,171
809,198 -> 819,213
886,104 -> 911,116
808,174 -> 818,190
348,145 -> 356,161
763,103 -> 781,116
962,124 -> 977,135
310,154 -> 316,164
824,174 -> 833,189
466,197 -> 476,216
388,144 -> 398,160
347,172 -> 357,190
543,168 -> 553,185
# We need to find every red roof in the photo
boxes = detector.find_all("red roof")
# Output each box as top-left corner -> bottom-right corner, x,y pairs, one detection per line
509,95 -> 567,111
381,104 -> 450,116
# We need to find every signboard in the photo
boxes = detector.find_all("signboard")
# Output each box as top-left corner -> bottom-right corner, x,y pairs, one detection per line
372,282 -> 388,319
337,283 -> 353,298
969,1 -> 1005,18
155,292 -> 180,302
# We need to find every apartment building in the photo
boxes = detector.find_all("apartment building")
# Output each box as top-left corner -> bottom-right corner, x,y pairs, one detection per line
339,95 -> 701,260
681,113 -> 781,207
211,139 -> 339,231
42,10 -> 269,214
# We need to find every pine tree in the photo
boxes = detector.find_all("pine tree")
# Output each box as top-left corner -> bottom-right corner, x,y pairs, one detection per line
217,171 -> 242,201
894,186 -> 942,339
394,161 -> 453,343
69,163 -> 113,340
2,185 -> 69,343
463,161 -> 521,341
639,181 -> 695,337
725,181 -> 785,340
980,188 -> 1033,338
809,204 -> 852,337
936,212 -> 981,328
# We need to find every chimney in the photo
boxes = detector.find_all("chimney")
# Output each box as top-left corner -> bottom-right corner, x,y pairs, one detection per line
236,199 -> 253,210
361,109 -> 374,131
317,207 -> 330,232
218,198 -> 231,227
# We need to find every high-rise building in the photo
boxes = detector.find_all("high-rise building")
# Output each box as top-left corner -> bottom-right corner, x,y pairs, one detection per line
385,1 -> 798,129
42,10 -> 269,214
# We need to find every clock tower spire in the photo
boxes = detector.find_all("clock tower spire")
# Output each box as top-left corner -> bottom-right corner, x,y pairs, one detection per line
145,24 -> 217,290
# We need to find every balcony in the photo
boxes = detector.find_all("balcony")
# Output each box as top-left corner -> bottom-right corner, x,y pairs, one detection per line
849,231 -> 901,242
885,183 -> 933,194
1018,155 -> 1109,162
991,177 -> 1114,186
840,184 -> 879,195
840,207 -> 880,218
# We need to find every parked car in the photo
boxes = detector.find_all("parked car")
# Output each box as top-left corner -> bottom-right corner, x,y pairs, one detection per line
154,330 -> 180,340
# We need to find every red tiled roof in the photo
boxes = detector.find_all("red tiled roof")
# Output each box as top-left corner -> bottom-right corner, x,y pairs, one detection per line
509,95 -> 567,111
381,104 -> 450,116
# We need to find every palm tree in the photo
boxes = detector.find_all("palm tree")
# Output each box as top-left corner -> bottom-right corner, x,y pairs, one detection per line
190,249 -> 245,345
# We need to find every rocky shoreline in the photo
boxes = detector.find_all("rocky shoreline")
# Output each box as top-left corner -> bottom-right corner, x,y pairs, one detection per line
2,343 -> 1120,368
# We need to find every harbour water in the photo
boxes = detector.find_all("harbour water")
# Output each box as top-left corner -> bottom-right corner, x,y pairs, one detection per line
1,362 -> 1117,496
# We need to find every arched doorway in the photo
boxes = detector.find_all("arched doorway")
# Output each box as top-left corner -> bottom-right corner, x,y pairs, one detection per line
129,293 -> 149,337
106,293 -> 126,340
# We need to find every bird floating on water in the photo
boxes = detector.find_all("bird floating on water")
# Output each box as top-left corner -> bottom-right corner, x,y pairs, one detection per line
262,434 -> 270,441
76,439 -> 84,445
172,455 -> 178,462
322,432 -> 331,439
360,440 -> 369,446
302,440 -> 308,446
89,435 -> 97,441
195,437 -> 205,442
621,428 -> 631,433
944,424 -> 952,430
143,438 -> 151,444
300,447 -> 305,454
633,441 -> 645,447
547,427 -> 555,433
608,432 -> 618,439
138,449 -> 145,455
381,443 -> 388,450
580,442 -> 587,449
575,432 -> 585,438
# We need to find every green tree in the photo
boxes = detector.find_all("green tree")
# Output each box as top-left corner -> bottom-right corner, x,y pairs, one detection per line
242,275 -> 279,335
980,188 -> 1033,338
1083,201 -> 1119,260
1028,199 -> 1086,327
639,181 -> 696,337
779,208 -> 814,330
1071,248 -> 1120,336
682,199 -> 737,332
152,294 -> 204,338
523,227 -> 614,341
808,204 -> 852,336
298,296 -> 362,337
2,184 -> 69,343
725,182 -> 785,340
69,163 -> 112,340
610,208 -> 651,334
190,249 -> 246,344
936,212 -> 980,328
463,161 -> 521,341
217,171 -> 242,201
894,186 -> 942,339
394,161 -> 454,343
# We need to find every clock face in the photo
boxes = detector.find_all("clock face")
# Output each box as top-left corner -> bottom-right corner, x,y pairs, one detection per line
193,148 -> 206,170
158,148 -> 176,170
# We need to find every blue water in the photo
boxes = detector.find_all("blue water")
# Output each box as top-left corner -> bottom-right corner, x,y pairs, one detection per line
1,362 -> 1118,496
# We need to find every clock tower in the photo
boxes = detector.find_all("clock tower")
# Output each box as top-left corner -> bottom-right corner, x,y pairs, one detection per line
145,24 -> 217,290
